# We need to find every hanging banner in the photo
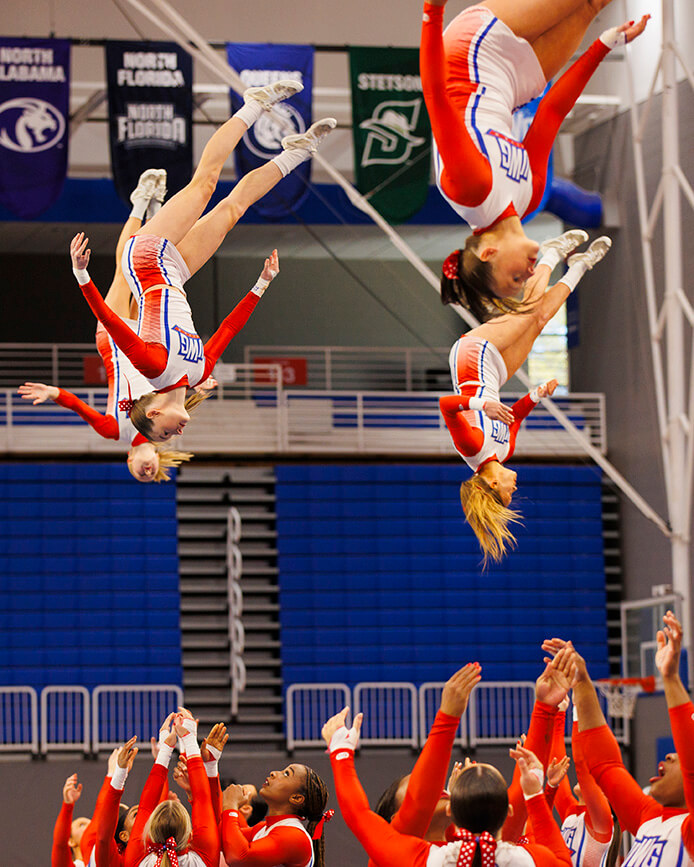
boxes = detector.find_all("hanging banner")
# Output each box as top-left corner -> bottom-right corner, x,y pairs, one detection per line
349,47 -> 431,224
0,38 -> 70,218
106,41 -> 193,206
225,43 -> 314,220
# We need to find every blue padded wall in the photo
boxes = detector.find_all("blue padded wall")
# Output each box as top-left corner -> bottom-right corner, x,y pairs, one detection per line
0,464 -> 182,690
277,464 -> 609,686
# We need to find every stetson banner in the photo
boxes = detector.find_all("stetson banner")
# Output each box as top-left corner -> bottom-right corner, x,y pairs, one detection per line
106,41 -> 192,206
349,47 -> 431,224
226,43 -> 313,220
0,38 -> 70,218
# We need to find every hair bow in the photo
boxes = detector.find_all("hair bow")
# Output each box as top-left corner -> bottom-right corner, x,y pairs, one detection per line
147,836 -> 179,867
311,808 -> 335,840
443,250 -> 461,280
455,829 -> 497,867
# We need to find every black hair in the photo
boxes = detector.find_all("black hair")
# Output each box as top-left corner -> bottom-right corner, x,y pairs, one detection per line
296,765 -> 329,867
375,775 -> 407,823
449,765 -> 508,836
247,795 -> 268,827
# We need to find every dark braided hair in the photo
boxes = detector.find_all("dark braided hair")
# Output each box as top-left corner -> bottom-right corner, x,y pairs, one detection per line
296,765 -> 329,867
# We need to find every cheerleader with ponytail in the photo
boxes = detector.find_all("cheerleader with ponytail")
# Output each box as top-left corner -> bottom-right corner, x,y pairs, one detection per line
323,707 -> 572,867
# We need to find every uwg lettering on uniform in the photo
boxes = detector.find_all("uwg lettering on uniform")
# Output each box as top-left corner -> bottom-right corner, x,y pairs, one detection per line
173,324 -> 203,364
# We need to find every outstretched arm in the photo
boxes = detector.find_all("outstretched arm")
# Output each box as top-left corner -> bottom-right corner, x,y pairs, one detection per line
394,662 -> 481,836
507,380 -> 557,460
70,233 -> 167,379
202,251 -> 280,380
52,775 -> 82,867
18,382 -> 121,440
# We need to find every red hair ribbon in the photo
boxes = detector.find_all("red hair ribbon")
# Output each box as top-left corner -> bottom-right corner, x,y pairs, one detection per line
118,397 -> 135,415
147,836 -> 179,867
442,250 -> 461,280
455,830 -> 497,867
311,808 -> 335,840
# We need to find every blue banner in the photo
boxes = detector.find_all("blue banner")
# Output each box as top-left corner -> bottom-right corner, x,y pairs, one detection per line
225,43 -> 314,220
106,41 -> 193,207
0,38 -> 70,218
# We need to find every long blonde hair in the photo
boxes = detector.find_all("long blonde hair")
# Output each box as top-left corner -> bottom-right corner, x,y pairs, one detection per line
144,800 -> 191,867
127,444 -> 194,483
459,474 -> 522,566
130,389 -> 209,441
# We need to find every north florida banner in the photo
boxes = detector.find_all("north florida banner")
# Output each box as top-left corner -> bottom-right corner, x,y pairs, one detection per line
106,41 -> 193,206
226,43 -> 313,220
0,38 -> 70,218
349,47 -> 431,224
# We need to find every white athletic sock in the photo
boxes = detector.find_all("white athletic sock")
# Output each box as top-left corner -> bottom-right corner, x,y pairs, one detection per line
146,198 -> 162,220
233,100 -> 264,130
272,147 -> 310,178
130,196 -> 148,220
560,261 -> 588,293
537,248 -> 562,273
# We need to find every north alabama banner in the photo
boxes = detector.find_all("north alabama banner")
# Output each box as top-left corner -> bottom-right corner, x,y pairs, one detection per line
0,38 -> 70,218
349,47 -> 431,224
226,43 -> 313,220
106,41 -> 193,206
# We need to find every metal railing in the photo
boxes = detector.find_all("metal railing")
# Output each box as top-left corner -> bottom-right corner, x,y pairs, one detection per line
0,687 -> 39,753
91,685 -> 184,752
40,686 -> 90,754
227,507 -> 246,719
285,680 -> 639,750
0,384 -> 606,457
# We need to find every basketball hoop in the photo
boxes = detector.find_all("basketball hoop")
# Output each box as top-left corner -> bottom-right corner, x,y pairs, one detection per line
596,676 -> 656,719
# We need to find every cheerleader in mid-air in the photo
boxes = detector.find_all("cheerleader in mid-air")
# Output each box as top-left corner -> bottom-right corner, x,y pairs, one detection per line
18,169 -> 204,482
69,80 -> 335,444
439,229 -> 610,563
420,0 -> 648,320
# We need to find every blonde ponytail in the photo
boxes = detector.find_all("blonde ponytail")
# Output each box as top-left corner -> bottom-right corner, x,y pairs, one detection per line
459,475 -> 522,566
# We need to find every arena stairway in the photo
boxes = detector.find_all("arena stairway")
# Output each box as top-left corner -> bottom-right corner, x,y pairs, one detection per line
176,464 -> 285,749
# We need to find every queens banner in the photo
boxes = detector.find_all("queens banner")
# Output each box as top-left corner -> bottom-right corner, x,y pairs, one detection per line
349,47 -> 431,224
0,38 -> 70,218
106,41 -> 193,206
226,43 -> 313,220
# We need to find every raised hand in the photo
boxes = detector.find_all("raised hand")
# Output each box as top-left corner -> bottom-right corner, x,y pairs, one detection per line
159,711 -> 177,749
260,249 -> 280,283
174,706 -> 197,738
546,755 -> 571,788
70,232 -> 91,271
63,773 -> 83,804
483,399 -> 514,426
173,754 -> 192,801
117,736 -> 138,771
536,645 -> 577,706
17,382 -> 58,405
655,610 -> 683,679
440,662 -> 482,718
447,761 -> 464,793
107,747 -> 120,778
509,743 -> 544,797
321,706 -> 363,751
619,14 -> 650,43
194,375 -> 218,395
536,379 -> 558,400
201,722 -> 228,762
222,783 -> 246,811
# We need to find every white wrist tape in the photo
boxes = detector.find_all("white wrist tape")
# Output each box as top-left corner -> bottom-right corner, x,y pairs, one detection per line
73,268 -> 90,286
329,725 -> 359,755
251,278 -> 270,297
599,26 -> 627,50
205,744 -> 222,761
180,730 -> 200,758
111,765 -> 128,791
155,742 -> 174,769
523,789 -> 544,802
529,387 -> 540,403
204,760 -> 219,778
468,397 -> 485,412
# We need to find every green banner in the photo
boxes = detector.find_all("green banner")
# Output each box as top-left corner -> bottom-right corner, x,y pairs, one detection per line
349,46 -> 431,224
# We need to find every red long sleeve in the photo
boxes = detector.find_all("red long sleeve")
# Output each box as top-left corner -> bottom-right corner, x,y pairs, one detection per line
420,3 -> 492,206
122,763 -> 169,867
524,794 -> 574,867
54,388 -> 120,440
668,702 -> 694,856
209,775 -> 222,827
503,701 -> 557,841
390,710 -> 460,841
81,775 -> 114,865
571,721 -> 612,842
52,802 -> 75,867
95,783 -> 127,867
80,279 -> 167,379
222,813 -> 312,866
506,393 -> 538,462
439,395 -> 484,457
544,709 -> 575,819
330,751 -> 431,867
202,290 -> 261,380
187,755 -> 220,867
577,724 -> 660,835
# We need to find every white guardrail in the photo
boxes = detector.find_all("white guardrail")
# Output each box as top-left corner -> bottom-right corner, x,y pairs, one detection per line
286,681 -> 634,750
0,370 -> 606,457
